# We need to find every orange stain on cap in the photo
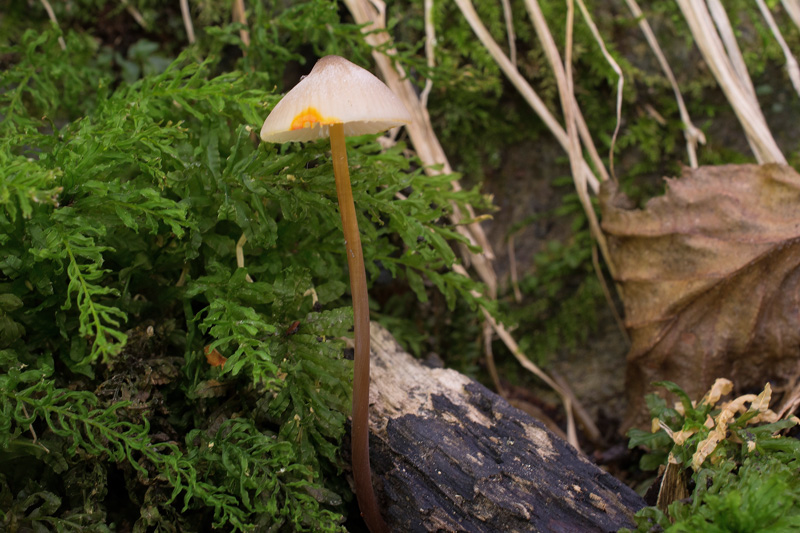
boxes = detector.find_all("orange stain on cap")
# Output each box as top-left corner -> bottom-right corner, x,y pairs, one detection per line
290,107 -> 339,130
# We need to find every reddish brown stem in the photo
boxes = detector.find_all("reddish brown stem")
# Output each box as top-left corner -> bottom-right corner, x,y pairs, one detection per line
329,123 -> 388,533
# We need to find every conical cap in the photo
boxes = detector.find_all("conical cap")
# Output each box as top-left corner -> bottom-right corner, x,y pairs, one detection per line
261,55 -> 411,143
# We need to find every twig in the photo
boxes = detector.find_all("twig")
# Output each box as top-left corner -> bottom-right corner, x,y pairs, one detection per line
623,0 -> 705,168
39,0 -> 66,50
756,0 -> 800,97
180,0 -> 196,44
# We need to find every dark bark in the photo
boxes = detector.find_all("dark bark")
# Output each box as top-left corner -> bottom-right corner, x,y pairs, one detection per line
361,323 -> 645,532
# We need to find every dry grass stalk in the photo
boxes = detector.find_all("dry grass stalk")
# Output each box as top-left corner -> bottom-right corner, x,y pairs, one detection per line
507,235 -> 523,303
420,0 -> 435,108
561,0 -> 593,265
451,0 -> 600,194
343,0 -> 497,297
560,0 -> 624,349
706,0 -> 757,101
623,0 -> 705,168
575,0 -> 623,178
756,0 -> 800,97
521,0 -> 609,185
705,1 -> 775,162
500,0 -> 517,66
483,320 -> 504,395
180,0 -> 196,44
447,0 -> 613,443
121,0 -> 148,29
473,285 -> 602,446
592,244 -> 629,344
520,0 -> 614,276
783,0 -> 800,30
232,0 -> 251,49
675,0 -> 785,164
39,0 -> 66,50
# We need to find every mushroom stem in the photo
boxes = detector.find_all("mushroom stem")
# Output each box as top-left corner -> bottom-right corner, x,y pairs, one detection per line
329,123 -> 388,533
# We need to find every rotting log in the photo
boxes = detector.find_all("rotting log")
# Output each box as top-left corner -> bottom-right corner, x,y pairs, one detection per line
359,323 -> 645,532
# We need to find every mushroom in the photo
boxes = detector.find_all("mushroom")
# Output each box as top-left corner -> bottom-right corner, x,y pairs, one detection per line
261,55 -> 411,533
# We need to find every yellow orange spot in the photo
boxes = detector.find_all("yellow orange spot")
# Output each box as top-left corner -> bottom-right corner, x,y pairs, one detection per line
290,107 -> 339,130
291,107 -> 322,130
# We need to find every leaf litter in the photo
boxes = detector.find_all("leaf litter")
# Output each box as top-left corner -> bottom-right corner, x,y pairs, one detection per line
600,164 -> 800,428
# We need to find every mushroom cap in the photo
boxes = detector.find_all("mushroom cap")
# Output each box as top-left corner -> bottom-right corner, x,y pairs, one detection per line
260,55 -> 412,143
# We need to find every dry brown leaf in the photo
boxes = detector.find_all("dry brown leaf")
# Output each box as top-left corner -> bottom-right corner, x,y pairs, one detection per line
692,427 -> 725,471
671,427 -> 697,446
193,379 -> 231,398
204,345 -> 227,368
750,382 -> 773,413
601,164 -> 800,429
702,378 -> 733,407
720,395 -> 757,416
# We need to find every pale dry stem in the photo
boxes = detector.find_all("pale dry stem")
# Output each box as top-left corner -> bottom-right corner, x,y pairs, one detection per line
483,320 -> 504,395
623,0 -> 705,167
783,0 -> 800,31
235,233 -> 254,283
452,0 -> 601,194
421,0 -> 435,108
344,0 -> 602,449
500,0 -> 517,66
522,0 -> 609,185
39,0 -> 67,50
180,0 -> 196,44
675,0 -> 785,163
507,235 -> 523,304
756,0 -> 800,97
575,0 -> 624,178
343,0 -> 497,296
121,0 -> 148,29
520,0 -> 615,277
232,0 -> 251,49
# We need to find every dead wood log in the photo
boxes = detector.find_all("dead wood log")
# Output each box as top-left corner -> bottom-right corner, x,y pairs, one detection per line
361,323 -> 645,532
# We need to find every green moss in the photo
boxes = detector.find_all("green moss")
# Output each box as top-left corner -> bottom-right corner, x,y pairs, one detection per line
0,7 -> 488,529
